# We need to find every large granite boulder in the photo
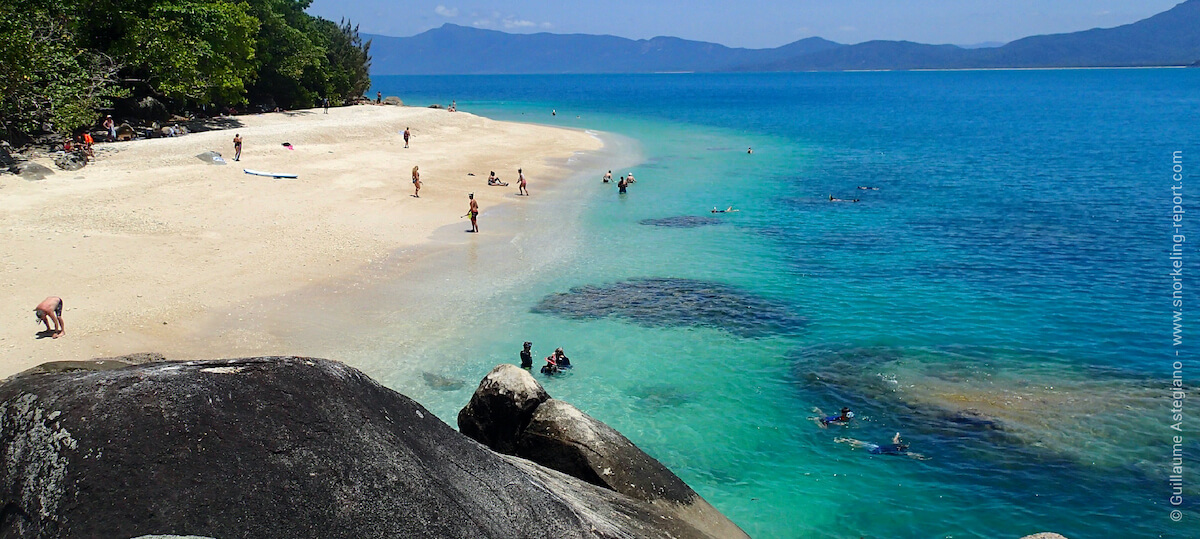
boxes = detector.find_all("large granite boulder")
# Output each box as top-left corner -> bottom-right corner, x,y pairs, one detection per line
459,366 -> 749,539
53,152 -> 87,171
457,364 -> 549,453
0,357 -> 731,538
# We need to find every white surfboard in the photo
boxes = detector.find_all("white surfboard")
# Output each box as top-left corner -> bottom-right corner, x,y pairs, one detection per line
243,169 -> 297,179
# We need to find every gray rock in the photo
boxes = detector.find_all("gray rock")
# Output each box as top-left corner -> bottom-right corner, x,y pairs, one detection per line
383,96 -> 403,106
115,123 -> 135,141
457,364 -> 549,453
17,162 -> 53,181
460,366 -> 749,539
0,357 -> 731,538
132,96 -> 169,122
53,153 -> 87,171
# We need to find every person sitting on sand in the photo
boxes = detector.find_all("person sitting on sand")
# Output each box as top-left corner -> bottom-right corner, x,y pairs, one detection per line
412,166 -> 421,197
487,171 -> 508,186
835,433 -> 927,460
519,341 -> 533,370
711,206 -> 738,213
34,296 -> 65,338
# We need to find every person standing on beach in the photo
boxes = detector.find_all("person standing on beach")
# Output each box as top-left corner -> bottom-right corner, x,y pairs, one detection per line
467,193 -> 479,233
322,97 -> 329,113
376,91 -> 382,104
403,127 -> 410,148
34,296 -> 64,338
233,134 -> 242,161
411,166 -> 421,197
103,115 -> 116,142
517,168 -> 528,196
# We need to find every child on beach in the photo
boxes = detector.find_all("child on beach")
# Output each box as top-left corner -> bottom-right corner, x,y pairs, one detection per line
517,168 -> 528,196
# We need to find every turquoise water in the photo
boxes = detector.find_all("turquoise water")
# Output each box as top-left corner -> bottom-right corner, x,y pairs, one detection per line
363,71 -> 1198,538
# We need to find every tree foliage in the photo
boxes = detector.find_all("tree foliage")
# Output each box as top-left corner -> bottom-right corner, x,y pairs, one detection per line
0,0 -> 370,139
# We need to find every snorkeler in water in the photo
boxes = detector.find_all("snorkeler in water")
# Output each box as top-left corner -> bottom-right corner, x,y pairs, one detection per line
810,407 -> 854,428
857,186 -> 880,190
835,432 -> 928,460
711,206 -> 739,213
829,194 -> 860,203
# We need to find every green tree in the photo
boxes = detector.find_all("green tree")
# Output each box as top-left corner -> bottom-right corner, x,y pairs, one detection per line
0,1 -> 125,137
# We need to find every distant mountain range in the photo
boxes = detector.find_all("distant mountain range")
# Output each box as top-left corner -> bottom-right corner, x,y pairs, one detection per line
367,0 -> 1200,74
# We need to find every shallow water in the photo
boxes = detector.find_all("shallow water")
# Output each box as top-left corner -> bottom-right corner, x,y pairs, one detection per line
231,71 -> 1199,538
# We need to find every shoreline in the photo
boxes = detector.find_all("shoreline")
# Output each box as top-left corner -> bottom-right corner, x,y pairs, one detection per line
0,105 -> 603,377
179,129 -> 644,387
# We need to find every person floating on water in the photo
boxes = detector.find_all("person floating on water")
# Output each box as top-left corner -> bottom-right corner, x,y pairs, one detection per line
857,186 -> 879,190
519,341 -> 533,370
811,407 -> 853,428
829,194 -> 860,203
711,206 -> 739,213
835,432 -> 927,460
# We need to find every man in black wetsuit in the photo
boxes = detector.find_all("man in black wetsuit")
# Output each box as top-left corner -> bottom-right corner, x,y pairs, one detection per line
519,341 -> 533,370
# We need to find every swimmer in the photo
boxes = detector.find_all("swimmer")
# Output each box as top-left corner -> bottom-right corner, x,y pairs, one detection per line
857,186 -> 880,190
810,407 -> 853,428
711,206 -> 739,213
549,347 -> 571,369
34,296 -> 65,338
603,170 -> 612,183
835,433 -> 927,460
747,147 -> 753,154
829,195 -> 861,203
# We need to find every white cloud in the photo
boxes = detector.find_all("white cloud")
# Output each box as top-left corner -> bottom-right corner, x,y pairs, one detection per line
472,19 -> 493,28
434,5 -> 458,17
503,18 -> 537,29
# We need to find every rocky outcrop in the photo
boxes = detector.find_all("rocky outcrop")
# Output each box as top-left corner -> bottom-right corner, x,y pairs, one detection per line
456,364 -> 549,453
53,152 -> 87,171
383,96 -> 403,106
0,356 -> 733,538
459,365 -> 749,538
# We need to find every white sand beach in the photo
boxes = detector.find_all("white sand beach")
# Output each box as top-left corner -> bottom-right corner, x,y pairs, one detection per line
0,105 -> 600,377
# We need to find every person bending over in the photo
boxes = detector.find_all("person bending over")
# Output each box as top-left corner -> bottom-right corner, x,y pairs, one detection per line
34,296 -> 65,338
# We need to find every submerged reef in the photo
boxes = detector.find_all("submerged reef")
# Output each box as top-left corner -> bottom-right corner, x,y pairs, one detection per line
533,278 -> 804,338
791,344 -> 1162,466
638,216 -> 725,228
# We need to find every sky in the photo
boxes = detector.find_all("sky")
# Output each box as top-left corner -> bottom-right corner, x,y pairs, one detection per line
305,0 -> 1184,48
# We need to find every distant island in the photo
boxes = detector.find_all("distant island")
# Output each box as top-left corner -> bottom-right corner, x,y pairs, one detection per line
368,0 -> 1200,75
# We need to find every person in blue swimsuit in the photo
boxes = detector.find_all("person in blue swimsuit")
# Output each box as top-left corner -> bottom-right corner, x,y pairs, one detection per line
836,432 -> 927,460
821,407 -> 853,426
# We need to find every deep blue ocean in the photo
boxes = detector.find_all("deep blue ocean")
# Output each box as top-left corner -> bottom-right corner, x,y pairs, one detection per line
368,70 -> 1199,538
